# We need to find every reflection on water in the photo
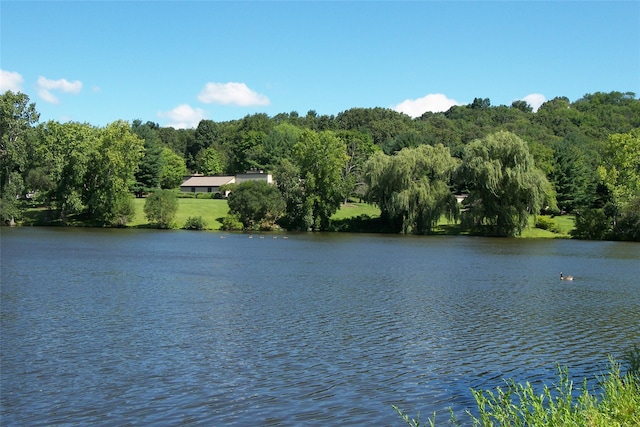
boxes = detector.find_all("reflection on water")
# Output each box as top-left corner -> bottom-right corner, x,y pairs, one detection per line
1,228 -> 639,425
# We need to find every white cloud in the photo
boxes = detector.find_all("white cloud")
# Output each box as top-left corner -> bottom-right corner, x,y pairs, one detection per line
158,104 -> 207,129
393,93 -> 461,118
198,82 -> 270,106
0,69 -> 24,93
521,93 -> 546,112
37,87 -> 60,104
36,76 -> 83,104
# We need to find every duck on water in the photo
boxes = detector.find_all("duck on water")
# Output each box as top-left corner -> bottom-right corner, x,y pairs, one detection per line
560,272 -> 574,281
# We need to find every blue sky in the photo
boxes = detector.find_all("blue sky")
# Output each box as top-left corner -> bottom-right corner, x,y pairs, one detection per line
2,1 -> 639,128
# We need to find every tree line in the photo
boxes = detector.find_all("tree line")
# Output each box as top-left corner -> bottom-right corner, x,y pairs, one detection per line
1,90 -> 638,239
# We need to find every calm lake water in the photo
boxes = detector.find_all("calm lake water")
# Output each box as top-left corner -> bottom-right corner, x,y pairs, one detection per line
1,227 -> 639,426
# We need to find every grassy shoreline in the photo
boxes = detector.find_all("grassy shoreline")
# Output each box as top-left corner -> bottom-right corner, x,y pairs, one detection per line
19,198 -> 575,237
396,359 -> 639,427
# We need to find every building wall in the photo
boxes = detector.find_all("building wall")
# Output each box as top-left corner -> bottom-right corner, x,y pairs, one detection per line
180,172 -> 273,197
184,186 -> 220,194
235,172 -> 273,184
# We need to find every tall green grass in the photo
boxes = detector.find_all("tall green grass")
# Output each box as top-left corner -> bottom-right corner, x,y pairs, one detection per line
395,359 -> 640,427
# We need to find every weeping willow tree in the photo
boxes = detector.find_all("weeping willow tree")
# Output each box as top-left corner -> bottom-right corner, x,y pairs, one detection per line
365,144 -> 459,234
459,131 -> 557,236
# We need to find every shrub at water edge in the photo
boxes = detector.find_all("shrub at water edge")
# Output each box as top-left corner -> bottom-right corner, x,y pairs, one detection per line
183,216 -> 207,230
144,189 -> 178,229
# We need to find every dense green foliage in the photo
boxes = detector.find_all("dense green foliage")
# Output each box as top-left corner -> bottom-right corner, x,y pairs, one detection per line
183,215 -> 207,230
459,131 -> 556,236
365,144 -> 459,234
293,129 -> 349,230
2,89 -> 639,239
111,194 -> 137,227
159,147 -> 187,189
38,121 -> 94,219
226,180 -> 286,230
0,92 -> 39,225
85,121 -> 145,224
273,159 -> 313,231
195,146 -> 224,175
131,120 -> 163,197
144,189 -> 178,228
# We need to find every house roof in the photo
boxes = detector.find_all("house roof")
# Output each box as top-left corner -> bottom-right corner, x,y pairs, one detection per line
180,176 -> 235,187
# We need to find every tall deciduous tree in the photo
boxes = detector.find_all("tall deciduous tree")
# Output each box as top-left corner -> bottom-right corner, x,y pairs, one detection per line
184,119 -> 221,171
195,146 -> 224,175
228,114 -> 272,173
599,129 -> 640,205
511,100 -> 533,113
459,131 -> 556,236
159,147 -> 187,189
250,122 -> 302,171
273,159 -> 313,231
84,121 -> 144,225
40,121 -> 97,220
0,91 -> 39,225
227,180 -> 286,230
293,129 -> 349,230
144,189 -> 178,229
615,194 -> 640,241
157,126 -> 186,158
596,129 -> 640,239
132,120 -> 163,197
339,130 -> 379,202
365,144 -> 459,234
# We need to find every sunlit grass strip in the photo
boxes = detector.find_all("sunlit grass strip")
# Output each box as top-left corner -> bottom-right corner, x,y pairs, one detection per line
330,202 -> 381,220
24,198 -> 576,236
395,360 -> 640,427
433,214 -> 576,238
130,199 -> 381,230
129,198 -> 229,229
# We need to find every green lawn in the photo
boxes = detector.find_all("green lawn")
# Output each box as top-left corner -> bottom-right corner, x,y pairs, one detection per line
128,199 -> 378,230
25,198 -> 576,237
129,197 -> 229,229
332,204 -> 576,237
330,202 -> 381,220
520,214 -> 575,238
425,213 -> 576,238
128,200 -> 577,236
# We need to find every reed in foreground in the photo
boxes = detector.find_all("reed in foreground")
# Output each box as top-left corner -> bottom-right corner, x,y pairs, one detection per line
395,359 -> 640,426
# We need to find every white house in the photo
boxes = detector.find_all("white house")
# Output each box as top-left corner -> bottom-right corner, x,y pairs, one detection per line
179,175 -> 235,197
235,171 -> 273,185
179,171 -> 273,197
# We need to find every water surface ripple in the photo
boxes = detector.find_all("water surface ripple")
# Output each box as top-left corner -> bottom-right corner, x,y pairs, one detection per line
1,228 -> 639,426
